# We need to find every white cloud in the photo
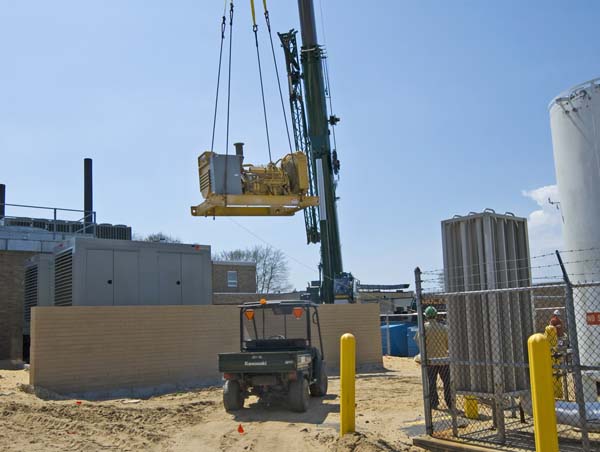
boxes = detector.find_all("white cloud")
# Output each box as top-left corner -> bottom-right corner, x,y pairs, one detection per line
522,184 -> 564,256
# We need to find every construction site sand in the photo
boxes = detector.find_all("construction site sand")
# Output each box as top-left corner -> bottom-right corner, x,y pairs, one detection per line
0,357 -> 425,451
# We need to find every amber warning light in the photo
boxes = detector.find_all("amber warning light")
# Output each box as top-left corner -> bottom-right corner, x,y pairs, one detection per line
293,307 -> 303,319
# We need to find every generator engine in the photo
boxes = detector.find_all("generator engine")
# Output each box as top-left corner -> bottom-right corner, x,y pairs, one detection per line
191,143 -> 318,217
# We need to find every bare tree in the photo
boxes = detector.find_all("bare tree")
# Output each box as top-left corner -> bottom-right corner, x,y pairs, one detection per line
216,245 -> 292,293
134,232 -> 181,243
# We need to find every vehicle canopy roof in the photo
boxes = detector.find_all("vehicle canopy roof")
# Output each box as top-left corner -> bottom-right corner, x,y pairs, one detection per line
239,300 -> 320,309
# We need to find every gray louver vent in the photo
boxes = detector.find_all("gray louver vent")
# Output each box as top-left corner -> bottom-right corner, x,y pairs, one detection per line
54,249 -> 73,306
24,265 -> 38,323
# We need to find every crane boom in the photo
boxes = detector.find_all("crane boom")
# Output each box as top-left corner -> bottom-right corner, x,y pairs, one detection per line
278,30 -> 320,245
295,0 -> 344,304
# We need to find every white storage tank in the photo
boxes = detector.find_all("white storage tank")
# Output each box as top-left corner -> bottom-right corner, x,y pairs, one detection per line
549,77 -> 600,400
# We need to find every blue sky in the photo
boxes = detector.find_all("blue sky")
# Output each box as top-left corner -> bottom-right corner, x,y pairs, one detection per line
2,1 -> 600,289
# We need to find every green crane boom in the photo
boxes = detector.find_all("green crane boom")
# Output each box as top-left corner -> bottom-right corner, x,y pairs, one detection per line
279,0 -> 345,304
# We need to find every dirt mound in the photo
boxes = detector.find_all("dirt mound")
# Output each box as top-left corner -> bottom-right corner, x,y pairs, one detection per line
334,432 -> 420,452
0,397 -> 217,451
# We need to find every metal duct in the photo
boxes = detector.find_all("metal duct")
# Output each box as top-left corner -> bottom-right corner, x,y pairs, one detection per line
0,184 -> 5,218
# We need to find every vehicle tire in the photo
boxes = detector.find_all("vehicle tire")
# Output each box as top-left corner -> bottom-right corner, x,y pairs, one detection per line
288,378 -> 310,412
310,363 -> 328,397
223,380 -> 244,412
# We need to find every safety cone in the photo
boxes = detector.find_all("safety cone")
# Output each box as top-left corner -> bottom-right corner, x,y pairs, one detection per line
237,424 -> 245,434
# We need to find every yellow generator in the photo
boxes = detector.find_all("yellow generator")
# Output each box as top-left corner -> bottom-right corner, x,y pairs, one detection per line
190,143 -> 319,217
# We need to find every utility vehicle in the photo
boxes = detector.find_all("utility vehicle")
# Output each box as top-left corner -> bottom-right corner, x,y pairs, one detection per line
218,300 -> 328,412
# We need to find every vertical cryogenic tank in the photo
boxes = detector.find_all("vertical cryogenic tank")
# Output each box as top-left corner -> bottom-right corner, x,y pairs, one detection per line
441,210 -> 533,395
549,77 -> 600,399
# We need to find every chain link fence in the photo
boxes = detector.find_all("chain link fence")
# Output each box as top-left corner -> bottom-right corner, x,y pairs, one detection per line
414,250 -> 600,451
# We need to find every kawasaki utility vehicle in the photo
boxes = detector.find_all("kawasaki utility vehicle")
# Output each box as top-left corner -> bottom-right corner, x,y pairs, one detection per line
218,300 -> 328,412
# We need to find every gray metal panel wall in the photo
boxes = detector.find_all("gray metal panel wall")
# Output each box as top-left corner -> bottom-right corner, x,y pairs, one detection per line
441,211 -> 532,395
53,237 -> 212,307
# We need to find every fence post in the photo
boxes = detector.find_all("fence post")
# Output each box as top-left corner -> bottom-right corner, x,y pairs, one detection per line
415,267 -> 433,435
340,333 -> 356,437
528,333 -> 559,452
386,314 -> 391,356
556,251 -> 590,451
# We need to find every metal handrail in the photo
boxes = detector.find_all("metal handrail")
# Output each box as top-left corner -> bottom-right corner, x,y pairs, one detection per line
0,202 -> 96,223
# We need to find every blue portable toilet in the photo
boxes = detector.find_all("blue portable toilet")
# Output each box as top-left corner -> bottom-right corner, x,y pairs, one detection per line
406,326 -> 419,357
381,323 -> 408,356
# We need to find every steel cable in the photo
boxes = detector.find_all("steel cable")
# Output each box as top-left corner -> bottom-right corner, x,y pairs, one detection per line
263,9 -> 293,154
252,23 -> 272,162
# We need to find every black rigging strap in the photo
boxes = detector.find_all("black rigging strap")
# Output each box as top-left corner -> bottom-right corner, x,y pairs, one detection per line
211,0 -> 293,167
210,1 -> 228,153
250,0 -> 272,162
225,0 -> 234,157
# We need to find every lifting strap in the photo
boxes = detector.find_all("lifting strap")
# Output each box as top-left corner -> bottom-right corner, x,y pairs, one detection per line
250,0 -> 272,162
210,0 -> 228,153
225,0 -> 234,157
224,0 -> 235,201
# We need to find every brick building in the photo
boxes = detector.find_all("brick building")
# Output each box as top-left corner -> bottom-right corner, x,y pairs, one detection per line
212,261 -> 257,293
0,250 -> 36,364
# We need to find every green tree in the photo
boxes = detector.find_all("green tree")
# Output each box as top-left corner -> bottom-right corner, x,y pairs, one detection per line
135,232 -> 181,243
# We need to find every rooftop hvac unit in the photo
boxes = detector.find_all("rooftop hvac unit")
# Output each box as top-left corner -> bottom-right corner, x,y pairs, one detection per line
53,220 -> 70,233
68,221 -> 86,234
114,224 -> 132,240
441,210 -> 533,396
95,224 -> 132,240
32,218 -> 50,231
52,237 -> 212,306
96,223 -> 114,239
6,217 -> 33,227
23,254 -> 54,335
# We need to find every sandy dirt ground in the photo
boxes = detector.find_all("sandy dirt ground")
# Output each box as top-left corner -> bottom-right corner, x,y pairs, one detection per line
0,356 -> 426,452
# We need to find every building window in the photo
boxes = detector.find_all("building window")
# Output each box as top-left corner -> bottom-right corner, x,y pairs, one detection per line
227,270 -> 238,289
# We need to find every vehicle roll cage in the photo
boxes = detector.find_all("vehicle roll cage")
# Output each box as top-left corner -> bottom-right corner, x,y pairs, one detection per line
238,300 -> 324,360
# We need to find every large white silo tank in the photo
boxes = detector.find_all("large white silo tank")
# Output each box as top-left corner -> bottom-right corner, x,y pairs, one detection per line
550,78 -> 600,400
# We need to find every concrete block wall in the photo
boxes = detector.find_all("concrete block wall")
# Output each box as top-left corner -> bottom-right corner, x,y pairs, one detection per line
30,304 -> 381,397
30,306 -> 240,395
319,304 -> 382,366
0,250 -> 37,362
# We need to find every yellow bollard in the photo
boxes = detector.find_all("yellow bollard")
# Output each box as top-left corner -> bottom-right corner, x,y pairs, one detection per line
340,333 -> 356,436
464,396 -> 479,420
544,325 -> 563,399
528,333 -> 559,452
